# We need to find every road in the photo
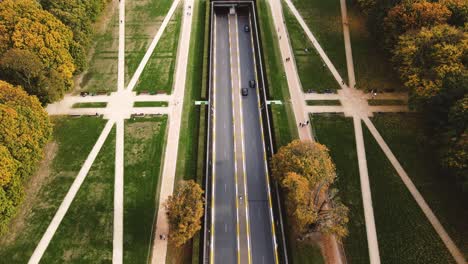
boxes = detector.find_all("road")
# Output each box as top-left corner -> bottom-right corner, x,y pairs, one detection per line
211,5 -> 276,264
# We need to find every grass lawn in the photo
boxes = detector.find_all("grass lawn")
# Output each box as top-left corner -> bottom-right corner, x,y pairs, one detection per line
72,102 -> 108,108
123,116 -> 168,263
367,99 -> 406,106
283,3 -> 340,92
346,3 -> 402,92
310,114 -> 369,263
41,126 -> 116,262
371,113 -> 468,257
167,1 -> 208,263
79,3 -> 119,93
125,0 -> 173,84
0,117 -> 107,262
133,3 -> 183,94
306,100 -> 341,106
288,0 -> 348,86
133,101 -> 169,107
363,120 -> 455,263
257,0 -> 298,148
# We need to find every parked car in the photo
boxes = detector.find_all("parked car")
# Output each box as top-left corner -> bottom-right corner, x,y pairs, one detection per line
241,88 -> 248,96
244,25 -> 250,32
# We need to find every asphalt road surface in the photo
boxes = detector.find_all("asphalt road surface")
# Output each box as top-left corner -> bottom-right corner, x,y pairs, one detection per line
211,6 -> 275,264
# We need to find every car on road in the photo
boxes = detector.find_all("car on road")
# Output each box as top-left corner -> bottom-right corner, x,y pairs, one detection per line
249,80 -> 256,88
244,25 -> 250,32
241,88 -> 248,96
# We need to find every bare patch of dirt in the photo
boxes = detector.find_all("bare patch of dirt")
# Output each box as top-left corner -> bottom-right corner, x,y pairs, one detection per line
0,142 -> 58,245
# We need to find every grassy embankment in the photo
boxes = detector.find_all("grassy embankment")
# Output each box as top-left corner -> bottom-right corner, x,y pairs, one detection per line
72,102 -> 108,108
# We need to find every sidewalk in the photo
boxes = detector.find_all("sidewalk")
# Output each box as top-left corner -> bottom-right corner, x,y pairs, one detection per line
150,0 -> 194,263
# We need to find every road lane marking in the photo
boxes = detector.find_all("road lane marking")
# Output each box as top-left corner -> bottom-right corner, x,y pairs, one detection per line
235,13 -> 252,264
210,13 -> 217,264
248,11 -> 280,264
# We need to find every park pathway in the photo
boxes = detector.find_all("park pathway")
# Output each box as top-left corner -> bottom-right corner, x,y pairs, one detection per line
30,0 -> 187,263
283,0 -> 466,263
268,0 -> 343,263
149,0 -> 194,263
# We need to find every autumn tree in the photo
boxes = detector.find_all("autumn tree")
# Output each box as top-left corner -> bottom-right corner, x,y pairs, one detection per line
440,0 -> 468,27
0,0 -> 75,91
0,49 -> 66,104
271,140 -> 349,238
0,81 -> 52,233
165,180 -> 204,247
384,1 -> 451,50
39,0 -> 110,72
392,24 -> 467,107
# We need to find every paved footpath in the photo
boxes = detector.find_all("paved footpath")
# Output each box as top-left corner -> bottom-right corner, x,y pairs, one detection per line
149,0 -> 194,262
268,0 -> 343,263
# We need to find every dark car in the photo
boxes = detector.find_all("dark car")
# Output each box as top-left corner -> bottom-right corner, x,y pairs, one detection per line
244,25 -> 250,32
241,88 -> 248,96
249,80 -> 256,88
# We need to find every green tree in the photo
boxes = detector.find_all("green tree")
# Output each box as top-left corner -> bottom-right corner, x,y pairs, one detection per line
0,0 -> 75,90
392,24 -> 467,107
271,140 -> 348,238
0,81 -> 52,234
165,180 -> 204,247
384,1 -> 451,50
0,49 -> 66,104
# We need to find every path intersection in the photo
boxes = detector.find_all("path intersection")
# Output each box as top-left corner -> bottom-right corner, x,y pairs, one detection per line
23,0 -> 466,264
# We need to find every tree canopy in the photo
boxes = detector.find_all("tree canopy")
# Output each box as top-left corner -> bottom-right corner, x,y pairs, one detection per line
392,24 -> 467,106
384,1 -> 451,50
0,80 -> 52,234
165,180 -> 204,247
271,140 -> 348,238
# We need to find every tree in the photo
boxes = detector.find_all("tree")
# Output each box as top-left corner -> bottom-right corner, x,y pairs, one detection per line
384,1 -> 451,50
0,0 -> 75,90
165,180 -> 204,247
271,140 -> 348,238
392,24 -> 467,108
440,0 -> 468,27
0,81 -> 51,234
0,49 -> 66,104
271,140 -> 336,186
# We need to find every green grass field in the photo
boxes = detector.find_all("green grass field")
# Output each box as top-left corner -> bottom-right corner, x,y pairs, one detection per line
257,0 -> 298,148
306,100 -> 341,106
283,3 -> 340,92
310,114 -> 369,264
363,121 -> 455,263
125,0 -> 173,83
72,102 -> 108,108
288,0 -> 348,86
371,113 -> 468,257
133,101 -> 169,107
123,116 -> 168,263
346,3 -> 402,92
79,3 -> 119,93
40,125 -> 116,262
0,117 -> 107,262
133,4 -> 183,94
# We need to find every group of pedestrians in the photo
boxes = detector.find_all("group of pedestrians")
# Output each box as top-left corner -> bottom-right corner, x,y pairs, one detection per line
299,120 -> 309,127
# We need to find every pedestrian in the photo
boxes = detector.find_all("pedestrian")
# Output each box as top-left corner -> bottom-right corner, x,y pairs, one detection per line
342,80 -> 345,85
306,120 -> 309,125
299,122 -> 302,127
159,234 -> 163,240
374,91 -> 377,98
279,35 -> 281,40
